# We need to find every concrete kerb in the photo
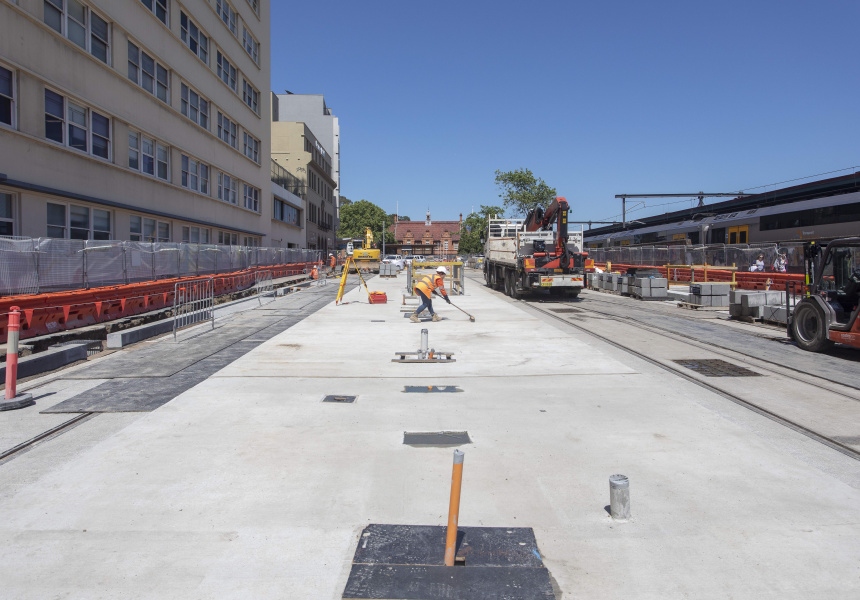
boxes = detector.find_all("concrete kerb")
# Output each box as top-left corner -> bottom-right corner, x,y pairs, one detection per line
0,343 -> 89,382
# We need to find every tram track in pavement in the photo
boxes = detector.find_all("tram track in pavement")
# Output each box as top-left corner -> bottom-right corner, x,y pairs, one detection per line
466,271 -> 860,461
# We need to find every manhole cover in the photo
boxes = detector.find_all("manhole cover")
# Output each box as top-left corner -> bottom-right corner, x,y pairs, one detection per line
323,395 -> 357,403
551,308 -> 581,313
403,431 -> 471,446
403,386 -> 463,393
672,359 -> 761,377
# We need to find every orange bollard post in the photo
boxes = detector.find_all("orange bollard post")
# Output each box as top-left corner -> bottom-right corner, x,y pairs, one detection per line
444,449 -> 465,566
2,306 -> 35,411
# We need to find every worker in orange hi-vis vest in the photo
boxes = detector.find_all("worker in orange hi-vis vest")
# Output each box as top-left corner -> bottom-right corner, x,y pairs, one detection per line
329,253 -> 336,273
410,266 -> 450,322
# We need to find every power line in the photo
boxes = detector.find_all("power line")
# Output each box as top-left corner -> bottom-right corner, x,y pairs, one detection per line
739,165 -> 860,192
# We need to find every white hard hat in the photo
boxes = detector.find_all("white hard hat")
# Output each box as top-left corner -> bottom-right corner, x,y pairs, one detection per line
436,266 -> 448,274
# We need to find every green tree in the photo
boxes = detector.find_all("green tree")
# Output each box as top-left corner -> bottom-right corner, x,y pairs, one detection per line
494,168 -> 557,217
458,205 -> 504,254
337,199 -> 394,247
398,215 -> 411,221
339,195 -> 352,207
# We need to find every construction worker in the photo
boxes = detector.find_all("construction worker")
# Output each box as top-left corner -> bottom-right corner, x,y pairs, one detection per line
329,253 -> 336,273
411,266 -> 451,322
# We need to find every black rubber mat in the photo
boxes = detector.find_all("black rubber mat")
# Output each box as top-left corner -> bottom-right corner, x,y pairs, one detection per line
343,524 -> 555,600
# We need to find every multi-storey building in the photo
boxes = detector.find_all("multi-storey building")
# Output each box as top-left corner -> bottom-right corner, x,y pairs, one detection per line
0,0 -> 296,247
272,92 -> 339,224
271,121 -> 336,253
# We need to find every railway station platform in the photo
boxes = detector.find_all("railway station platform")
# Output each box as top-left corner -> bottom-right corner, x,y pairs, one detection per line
0,272 -> 859,599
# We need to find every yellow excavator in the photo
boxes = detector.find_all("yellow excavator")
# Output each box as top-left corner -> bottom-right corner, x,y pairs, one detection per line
351,227 -> 380,273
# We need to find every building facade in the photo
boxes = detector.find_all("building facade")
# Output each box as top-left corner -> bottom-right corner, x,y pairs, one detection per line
389,212 -> 462,258
272,93 -> 339,223
0,0 -> 297,247
271,121 -> 335,253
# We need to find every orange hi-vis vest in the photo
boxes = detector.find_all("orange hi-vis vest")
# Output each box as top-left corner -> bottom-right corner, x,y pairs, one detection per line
415,274 -> 448,297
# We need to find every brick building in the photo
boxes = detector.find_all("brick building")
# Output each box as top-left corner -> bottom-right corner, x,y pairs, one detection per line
389,211 -> 462,257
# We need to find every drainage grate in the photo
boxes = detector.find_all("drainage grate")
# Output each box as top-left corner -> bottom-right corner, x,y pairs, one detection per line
672,359 -> 761,377
403,431 -> 471,446
323,395 -> 357,403
551,308 -> 581,314
52,340 -> 103,356
403,386 -> 463,393
370,320 -> 386,322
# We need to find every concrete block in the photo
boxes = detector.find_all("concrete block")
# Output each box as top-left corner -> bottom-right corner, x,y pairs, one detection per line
634,277 -> 651,290
107,318 -> 174,348
0,342 -> 88,380
710,295 -> 729,307
650,278 -> 668,290
740,292 -> 786,309
746,305 -> 765,319
691,283 -> 731,296
729,303 -> 745,318
730,289 -> 755,304
691,295 -> 712,306
762,305 -> 789,323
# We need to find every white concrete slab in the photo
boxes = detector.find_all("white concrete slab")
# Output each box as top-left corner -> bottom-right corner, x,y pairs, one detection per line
0,273 -> 858,599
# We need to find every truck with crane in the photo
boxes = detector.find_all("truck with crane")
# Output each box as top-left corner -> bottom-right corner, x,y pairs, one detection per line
789,237 -> 860,352
482,197 -> 588,299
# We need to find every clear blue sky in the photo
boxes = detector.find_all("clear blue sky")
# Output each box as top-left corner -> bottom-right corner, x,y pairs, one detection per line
271,0 -> 859,225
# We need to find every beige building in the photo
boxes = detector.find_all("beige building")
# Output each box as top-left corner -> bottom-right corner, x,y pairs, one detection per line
271,121 -> 336,253
0,0 -> 300,247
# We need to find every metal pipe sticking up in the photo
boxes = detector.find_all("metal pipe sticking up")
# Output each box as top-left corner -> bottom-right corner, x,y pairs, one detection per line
420,328 -> 428,360
444,449 -> 465,566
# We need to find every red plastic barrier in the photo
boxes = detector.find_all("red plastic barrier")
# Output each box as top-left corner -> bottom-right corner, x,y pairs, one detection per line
0,262 -> 315,343
596,263 -> 807,293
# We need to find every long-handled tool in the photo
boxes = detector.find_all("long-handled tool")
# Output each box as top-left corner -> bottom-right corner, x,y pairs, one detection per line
435,291 -> 475,322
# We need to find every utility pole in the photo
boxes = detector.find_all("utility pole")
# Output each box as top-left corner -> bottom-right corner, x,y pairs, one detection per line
382,221 -> 386,256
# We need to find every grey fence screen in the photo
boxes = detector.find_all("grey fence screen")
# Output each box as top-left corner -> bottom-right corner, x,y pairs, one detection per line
0,237 -> 320,296
587,242 -> 807,273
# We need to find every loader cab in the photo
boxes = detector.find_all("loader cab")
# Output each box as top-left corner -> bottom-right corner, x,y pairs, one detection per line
819,244 -> 860,312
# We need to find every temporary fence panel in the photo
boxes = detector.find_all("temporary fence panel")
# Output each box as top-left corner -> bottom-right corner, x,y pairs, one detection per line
83,240 -> 126,288
173,277 -> 215,340
255,270 -> 275,303
37,238 -> 86,292
0,238 -> 40,296
178,244 -> 199,277
125,242 -> 156,284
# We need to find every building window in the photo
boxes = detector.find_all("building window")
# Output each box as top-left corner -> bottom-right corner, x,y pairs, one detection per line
245,0 -> 259,15
274,198 -> 299,227
216,52 -> 237,92
129,132 -> 168,181
215,0 -> 237,36
0,65 -> 14,128
179,12 -> 208,64
127,42 -> 169,103
130,215 -> 169,242
217,112 -> 237,148
243,236 -> 259,247
44,0 -> 110,64
242,27 -> 259,64
242,80 -> 259,113
218,231 -> 239,245
46,202 -> 111,240
44,90 -> 111,159
181,154 -> 209,195
139,0 -> 168,26
242,132 -> 260,163
0,192 -> 15,236
180,83 -> 209,129
181,226 -> 209,244
243,184 -> 260,212
217,173 -> 238,205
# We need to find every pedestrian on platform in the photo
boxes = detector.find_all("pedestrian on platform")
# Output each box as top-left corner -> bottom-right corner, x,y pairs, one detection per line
773,252 -> 787,273
751,254 -> 765,272
410,266 -> 451,322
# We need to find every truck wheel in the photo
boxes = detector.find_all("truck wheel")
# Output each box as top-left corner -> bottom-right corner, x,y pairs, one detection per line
503,270 -> 511,296
791,302 -> 833,352
509,271 -> 522,299
484,266 -> 492,288
493,268 -> 504,291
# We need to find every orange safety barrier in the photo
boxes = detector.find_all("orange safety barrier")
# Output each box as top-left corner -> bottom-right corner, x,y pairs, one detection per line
0,262 -> 316,344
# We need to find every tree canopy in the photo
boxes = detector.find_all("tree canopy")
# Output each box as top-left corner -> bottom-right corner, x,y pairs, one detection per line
494,168 -> 557,217
337,199 -> 394,246
457,205 -> 504,254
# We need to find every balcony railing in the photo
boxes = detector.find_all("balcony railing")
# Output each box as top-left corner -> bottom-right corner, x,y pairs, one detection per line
271,160 -> 306,198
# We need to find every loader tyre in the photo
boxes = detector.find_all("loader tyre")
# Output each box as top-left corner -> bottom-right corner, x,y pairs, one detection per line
791,301 -> 833,353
